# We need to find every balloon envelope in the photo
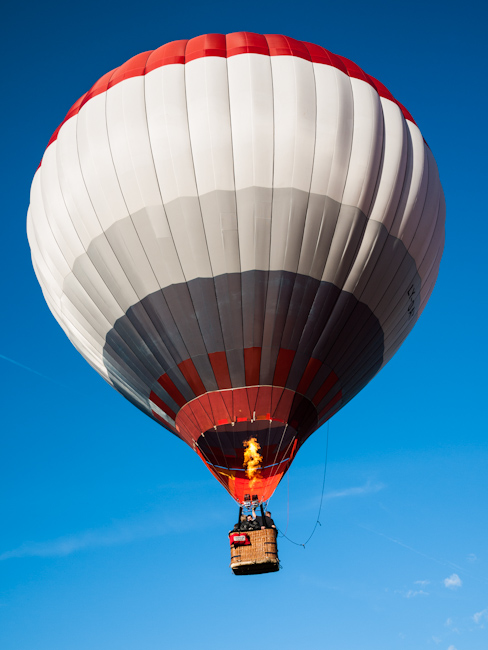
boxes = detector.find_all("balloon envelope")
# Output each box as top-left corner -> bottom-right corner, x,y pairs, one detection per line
27,33 -> 445,503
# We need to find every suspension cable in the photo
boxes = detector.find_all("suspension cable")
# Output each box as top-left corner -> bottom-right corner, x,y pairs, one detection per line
278,420 -> 330,548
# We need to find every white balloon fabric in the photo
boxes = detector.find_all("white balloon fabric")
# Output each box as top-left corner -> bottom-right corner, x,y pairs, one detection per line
27,33 -> 445,503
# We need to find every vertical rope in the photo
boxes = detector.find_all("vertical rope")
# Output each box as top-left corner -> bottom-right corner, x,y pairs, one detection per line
278,420 -> 330,548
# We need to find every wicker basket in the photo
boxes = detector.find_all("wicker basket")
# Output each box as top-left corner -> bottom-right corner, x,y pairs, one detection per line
230,528 -> 280,575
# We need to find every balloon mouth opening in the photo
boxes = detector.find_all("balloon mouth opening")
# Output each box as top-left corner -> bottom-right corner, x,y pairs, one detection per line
196,419 -> 300,504
197,420 -> 297,465
170,385 -> 321,504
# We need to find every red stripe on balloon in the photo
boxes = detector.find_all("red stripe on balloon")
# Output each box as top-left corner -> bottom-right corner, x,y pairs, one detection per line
108,51 -> 153,87
226,31 -> 269,57
296,358 -> 322,395
312,371 -> 339,406
208,351 -> 232,390
302,41 -> 348,72
145,40 -> 188,72
37,31 -> 417,165
81,70 -> 115,108
338,55 -> 371,85
263,34 -> 312,61
157,373 -> 186,408
339,58 -> 415,124
44,93 -> 87,152
185,33 -> 227,62
178,358 -> 206,397
149,391 -> 176,420
244,347 -> 262,386
272,348 -> 295,387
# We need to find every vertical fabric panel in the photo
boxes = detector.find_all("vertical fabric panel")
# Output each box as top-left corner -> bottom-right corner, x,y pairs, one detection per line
368,98 -> 408,230
40,146 -> 85,267
268,56 -> 316,273
227,53 -> 274,273
55,117 -> 104,248
341,78 -> 384,215
185,56 -> 239,277
308,64 -> 354,202
144,64 -> 212,281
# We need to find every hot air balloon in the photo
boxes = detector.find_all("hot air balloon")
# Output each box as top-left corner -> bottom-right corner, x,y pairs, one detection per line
27,32 -> 445,511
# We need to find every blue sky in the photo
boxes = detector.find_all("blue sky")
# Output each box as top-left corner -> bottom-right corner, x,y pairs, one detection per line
1,0 -> 487,648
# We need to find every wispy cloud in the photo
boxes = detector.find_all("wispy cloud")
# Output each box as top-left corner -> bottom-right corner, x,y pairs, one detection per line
324,480 -> 385,500
444,574 -> 462,590
447,646 -> 458,650
467,553 -> 478,563
395,581 -> 429,598
297,480 -> 385,514
0,512 -> 208,561
431,636 -> 441,644
0,353 -> 57,383
415,580 -> 430,586
473,608 -> 488,625
445,618 -> 459,633
404,589 -> 428,598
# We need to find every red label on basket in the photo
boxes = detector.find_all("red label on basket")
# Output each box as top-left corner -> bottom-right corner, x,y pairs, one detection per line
229,533 -> 251,546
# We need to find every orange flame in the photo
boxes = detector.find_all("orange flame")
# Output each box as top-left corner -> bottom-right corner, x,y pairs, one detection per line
243,437 -> 263,487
